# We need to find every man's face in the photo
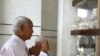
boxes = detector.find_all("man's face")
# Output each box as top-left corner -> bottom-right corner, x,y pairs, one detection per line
42,40 -> 49,52
22,22 -> 33,40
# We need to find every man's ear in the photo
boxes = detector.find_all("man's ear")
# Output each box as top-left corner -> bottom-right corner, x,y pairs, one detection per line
20,25 -> 25,34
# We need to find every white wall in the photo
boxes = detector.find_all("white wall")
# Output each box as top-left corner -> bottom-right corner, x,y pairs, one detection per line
0,0 -> 41,49
57,0 -> 77,56
41,0 -> 58,32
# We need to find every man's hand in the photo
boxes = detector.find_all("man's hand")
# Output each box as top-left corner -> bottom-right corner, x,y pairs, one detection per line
29,42 -> 42,56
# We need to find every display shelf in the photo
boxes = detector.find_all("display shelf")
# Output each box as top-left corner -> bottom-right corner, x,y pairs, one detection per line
71,29 -> 100,35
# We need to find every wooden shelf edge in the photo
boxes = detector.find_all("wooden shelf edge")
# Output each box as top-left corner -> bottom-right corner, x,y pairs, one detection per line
71,29 -> 100,35
72,0 -> 82,6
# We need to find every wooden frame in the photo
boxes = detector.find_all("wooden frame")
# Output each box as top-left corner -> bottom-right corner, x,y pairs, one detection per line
71,29 -> 100,35
72,0 -> 82,6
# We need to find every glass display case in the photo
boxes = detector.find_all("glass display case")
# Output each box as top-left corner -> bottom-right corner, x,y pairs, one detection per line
71,0 -> 98,56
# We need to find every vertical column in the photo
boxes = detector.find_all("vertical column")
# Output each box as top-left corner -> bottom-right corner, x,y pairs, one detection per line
57,0 -> 64,56
57,0 -> 77,55
95,0 -> 100,56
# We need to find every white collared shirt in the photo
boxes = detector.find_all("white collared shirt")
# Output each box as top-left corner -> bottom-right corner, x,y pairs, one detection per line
39,51 -> 48,56
0,35 -> 28,56
39,51 -> 51,56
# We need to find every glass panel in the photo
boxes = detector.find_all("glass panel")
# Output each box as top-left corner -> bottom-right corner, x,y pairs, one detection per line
72,0 -> 98,56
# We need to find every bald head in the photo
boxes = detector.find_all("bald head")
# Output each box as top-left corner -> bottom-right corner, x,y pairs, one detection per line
13,16 -> 33,41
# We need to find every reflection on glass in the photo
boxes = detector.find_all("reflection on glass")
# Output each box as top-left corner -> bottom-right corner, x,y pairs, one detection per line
77,36 -> 95,56
78,8 -> 88,18
75,8 -> 98,56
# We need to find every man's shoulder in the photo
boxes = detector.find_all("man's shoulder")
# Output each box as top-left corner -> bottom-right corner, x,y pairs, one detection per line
2,37 -> 20,49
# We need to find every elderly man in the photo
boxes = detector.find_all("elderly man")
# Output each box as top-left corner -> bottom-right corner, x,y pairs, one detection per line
39,36 -> 51,56
0,16 -> 41,56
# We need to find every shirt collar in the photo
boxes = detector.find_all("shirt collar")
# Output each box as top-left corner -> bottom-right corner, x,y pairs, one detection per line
12,34 -> 27,49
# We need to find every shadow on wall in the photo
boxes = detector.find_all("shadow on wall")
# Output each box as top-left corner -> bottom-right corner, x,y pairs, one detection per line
0,0 -> 8,50
0,0 -> 7,50
0,0 -> 6,23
